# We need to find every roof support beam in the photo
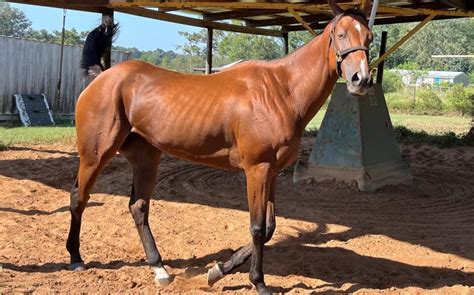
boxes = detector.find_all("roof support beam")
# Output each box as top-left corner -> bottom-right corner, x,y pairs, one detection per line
109,1 -> 474,17
114,7 -> 284,37
203,9 -> 284,21
246,14 -> 328,27
288,8 -> 317,36
377,4 -> 474,17
282,14 -> 453,32
438,0 -> 467,10
6,0 -> 103,13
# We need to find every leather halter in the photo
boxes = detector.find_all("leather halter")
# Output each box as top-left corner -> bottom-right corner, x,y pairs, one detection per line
329,12 -> 369,78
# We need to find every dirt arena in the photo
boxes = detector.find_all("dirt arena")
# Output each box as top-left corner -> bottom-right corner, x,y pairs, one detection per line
1,138 -> 473,293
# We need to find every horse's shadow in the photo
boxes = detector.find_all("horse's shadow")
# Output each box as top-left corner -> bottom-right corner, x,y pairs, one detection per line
2,260 -> 146,274
165,227 -> 474,292
0,202 -> 103,216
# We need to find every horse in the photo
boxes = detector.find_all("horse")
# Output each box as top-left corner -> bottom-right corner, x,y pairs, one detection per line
67,0 -> 373,293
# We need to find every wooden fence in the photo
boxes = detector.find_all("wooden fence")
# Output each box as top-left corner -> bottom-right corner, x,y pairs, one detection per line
0,36 -> 131,119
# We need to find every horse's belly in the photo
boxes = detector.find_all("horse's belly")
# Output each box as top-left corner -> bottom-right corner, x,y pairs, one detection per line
132,126 -> 241,170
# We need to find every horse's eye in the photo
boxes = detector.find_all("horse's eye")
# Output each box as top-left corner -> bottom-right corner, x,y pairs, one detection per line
337,33 -> 345,39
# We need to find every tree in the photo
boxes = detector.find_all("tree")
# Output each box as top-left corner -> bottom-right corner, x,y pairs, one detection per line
382,70 -> 404,93
371,19 -> 474,73
23,28 -> 86,45
0,2 -> 32,38
218,33 -> 282,64
288,31 -> 314,52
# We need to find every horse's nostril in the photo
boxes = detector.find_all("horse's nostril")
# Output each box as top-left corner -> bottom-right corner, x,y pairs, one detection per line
351,72 -> 361,85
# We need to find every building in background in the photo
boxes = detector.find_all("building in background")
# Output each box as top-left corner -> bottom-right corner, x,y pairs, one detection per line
393,70 -> 470,87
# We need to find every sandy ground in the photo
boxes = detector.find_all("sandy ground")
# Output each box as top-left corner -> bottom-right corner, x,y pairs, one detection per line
1,138 -> 473,294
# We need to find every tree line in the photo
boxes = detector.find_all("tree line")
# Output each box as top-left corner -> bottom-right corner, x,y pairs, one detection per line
1,2 -> 473,76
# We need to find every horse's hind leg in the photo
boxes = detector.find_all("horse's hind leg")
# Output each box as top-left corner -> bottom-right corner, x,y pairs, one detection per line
66,111 -> 130,270
119,133 -> 171,286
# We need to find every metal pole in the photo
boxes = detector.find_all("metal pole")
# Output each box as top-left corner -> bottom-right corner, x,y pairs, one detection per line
282,32 -> 289,55
368,0 -> 379,30
205,27 -> 213,74
55,9 -> 66,114
376,31 -> 387,84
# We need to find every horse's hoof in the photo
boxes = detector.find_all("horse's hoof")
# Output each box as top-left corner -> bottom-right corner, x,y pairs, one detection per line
257,285 -> 272,295
69,262 -> 86,271
207,263 -> 224,286
153,266 -> 171,287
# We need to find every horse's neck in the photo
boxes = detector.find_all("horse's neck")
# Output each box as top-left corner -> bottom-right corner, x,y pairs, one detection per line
280,26 -> 339,128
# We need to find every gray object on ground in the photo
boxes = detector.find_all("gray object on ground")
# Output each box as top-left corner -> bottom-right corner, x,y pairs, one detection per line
294,83 -> 412,192
14,94 -> 55,126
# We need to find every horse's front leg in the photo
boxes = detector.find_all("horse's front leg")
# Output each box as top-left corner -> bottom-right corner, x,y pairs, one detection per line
245,163 -> 275,294
207,175 -> 276,286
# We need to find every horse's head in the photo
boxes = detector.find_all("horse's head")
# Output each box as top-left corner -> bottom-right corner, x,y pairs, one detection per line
328,0 -> 374,96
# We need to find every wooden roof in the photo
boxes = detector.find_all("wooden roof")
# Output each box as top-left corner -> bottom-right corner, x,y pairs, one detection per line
7,1 -> 474,37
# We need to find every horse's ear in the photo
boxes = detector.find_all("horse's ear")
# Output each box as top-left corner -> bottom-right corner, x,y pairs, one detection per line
328,0 -> 344,15
362,0 -> 372,17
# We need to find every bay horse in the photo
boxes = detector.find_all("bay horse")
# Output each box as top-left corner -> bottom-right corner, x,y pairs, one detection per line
67,0 -> 374,293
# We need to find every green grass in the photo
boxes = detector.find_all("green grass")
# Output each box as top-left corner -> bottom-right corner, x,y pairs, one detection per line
0,112 -> 471,149
307,111 -> 471,135
0,124 -> 75,148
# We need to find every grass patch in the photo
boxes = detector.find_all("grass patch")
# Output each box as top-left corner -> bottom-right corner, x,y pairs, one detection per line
307,111 -> 471,136
0,123 -> 76,148
0,112 -> 471,149
393,126 -> 469,148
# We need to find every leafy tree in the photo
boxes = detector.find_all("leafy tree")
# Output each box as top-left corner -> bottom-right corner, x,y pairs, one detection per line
177,29 -> 225,58
24,28 -> 87,45
0,2 -> 32,38
218,32 -> 282,63
371,19 -> 474,73
446,84 -> 473,115
288,31 -> 313,52
382,70 -> 404,93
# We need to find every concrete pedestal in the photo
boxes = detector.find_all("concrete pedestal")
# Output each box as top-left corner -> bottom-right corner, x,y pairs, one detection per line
294,83 -> 412,192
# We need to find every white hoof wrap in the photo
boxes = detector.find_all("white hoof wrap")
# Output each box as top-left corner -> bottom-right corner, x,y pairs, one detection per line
207,264 -> 224,286
153,266 -> 171,287
69,262 -> 86,271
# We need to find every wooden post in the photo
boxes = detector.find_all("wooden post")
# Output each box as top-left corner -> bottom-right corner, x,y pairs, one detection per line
102,8 -> 114,69
206,27 -> 213,74
376,31 -> 387,84
282,32 -> 289,55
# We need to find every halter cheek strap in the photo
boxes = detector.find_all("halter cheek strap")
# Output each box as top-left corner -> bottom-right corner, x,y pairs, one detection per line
330,13 -> 369,78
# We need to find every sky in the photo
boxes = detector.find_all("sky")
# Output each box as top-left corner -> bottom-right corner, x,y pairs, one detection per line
9,3 -> 200,52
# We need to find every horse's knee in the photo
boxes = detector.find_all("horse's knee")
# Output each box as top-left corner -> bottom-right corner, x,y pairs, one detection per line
129,199 -> 147,225
250,225 -> 265,242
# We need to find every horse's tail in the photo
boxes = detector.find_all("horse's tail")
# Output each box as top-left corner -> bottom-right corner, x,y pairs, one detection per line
81,16 -> 119,78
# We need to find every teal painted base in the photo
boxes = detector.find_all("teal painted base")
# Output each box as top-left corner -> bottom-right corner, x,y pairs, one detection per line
294,83 -> 412,192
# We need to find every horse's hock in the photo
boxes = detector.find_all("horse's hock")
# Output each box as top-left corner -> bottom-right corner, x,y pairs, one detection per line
294,83 -> 413,192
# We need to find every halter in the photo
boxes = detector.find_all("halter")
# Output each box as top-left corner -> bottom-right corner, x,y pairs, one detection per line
329,12 -> 370,77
